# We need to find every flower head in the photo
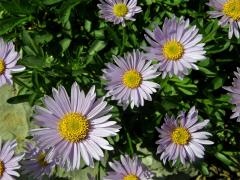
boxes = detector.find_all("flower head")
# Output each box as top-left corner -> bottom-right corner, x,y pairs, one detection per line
97,0 -> 142,26
223,67 -> 240,122
31,82 -> 121,171
104,155 -> 154,180
0,139 -> 24,179
207,0 -> 240,39
0,38 -> 25,87
144,17 -> 206,79
156,107 -> 213,164
21,142 -> 56,179
102,50 -> 160,109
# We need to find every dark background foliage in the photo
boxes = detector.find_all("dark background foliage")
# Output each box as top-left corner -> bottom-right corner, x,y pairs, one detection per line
0,0 -> 240,179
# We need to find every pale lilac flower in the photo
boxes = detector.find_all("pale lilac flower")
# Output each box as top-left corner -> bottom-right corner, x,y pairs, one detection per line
102,50 -> 160,109
97,0 -> 142,26
223,67 -> 240,122
0,139 -> 24,179
144,17 -> 206,79
104,155 -> 154,180
21,142 -> 56,179
0,38 -> 25,87
207,0 -> 240,39
31,82 -> 121,171
156,106 -> 213,164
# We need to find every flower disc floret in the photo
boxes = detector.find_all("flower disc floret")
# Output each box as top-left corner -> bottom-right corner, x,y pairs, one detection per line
123,174 -> 139,180
171,127 -> 191,145
58,112 -> 89,143
113,3 -> 128,17
223,0 -> 240,20
122,70 -> 142,89
0,59 -> 5,75
163,40 -> 184,60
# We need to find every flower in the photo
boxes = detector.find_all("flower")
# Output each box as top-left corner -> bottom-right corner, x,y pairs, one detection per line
156,106 -> 213,164
102,50 -> 160,109
97,0 -> 142,26
207,0 -> 240,39
21,142 -> 56,179
0,38 -> 25,87
104,155 -> 154,180
223,67 -> 240,122
144,16 -> 206,79
31,82 -> 121,171
0,139 -> 24,179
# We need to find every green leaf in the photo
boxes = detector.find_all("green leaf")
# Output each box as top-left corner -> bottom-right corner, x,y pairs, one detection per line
215,152 -> 234,166
211,77 -> 224,90
43,0 -> 63,5
0,16 -> 30,35
88,40 -> 107,55
59,38 -> 71,53
21,56 -> 46,68
7,95 -> 30,104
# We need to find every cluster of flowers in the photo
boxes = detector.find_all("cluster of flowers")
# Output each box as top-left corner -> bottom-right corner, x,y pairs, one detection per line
0,0 -> 239,179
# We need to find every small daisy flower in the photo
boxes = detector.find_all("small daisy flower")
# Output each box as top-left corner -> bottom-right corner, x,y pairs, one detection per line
31,82 -> 121,171
104,155 -> 154,180
207,0 -> 240,39
223,67 -> 240,122
22,143 -> 56,179
144,17 -> 206,79
0,139 -> 24,179
0,38 -> 25,87
156,106 -> 213,164
97,0 -> 142,26
102,50 -> 160,109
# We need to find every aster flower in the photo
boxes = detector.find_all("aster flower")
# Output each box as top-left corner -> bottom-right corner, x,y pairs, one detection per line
102,50 -> 160,109
207,0 -> 240,39
21,142 -> 56,179
0,38 -> 25,87
97,0 -> 142,26
104,155 -> 154,180
156,106 -> 213,164
0,139 -> 24,179
223,67 -> 240,122
144,17 -> 206,79
31,82 -> 121,171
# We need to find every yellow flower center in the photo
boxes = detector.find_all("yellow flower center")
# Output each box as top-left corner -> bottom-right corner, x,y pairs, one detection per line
0,161 -> 4,177
123,174 -> 139,180
122,70 -> 142,89
37,153 -> 48,167
58,112 -> 89,143
171,127 -> 191,145
0,59 -> 5,75
113,3 -> 128,17
223,0 -> 240,20
162,40 -> 184,61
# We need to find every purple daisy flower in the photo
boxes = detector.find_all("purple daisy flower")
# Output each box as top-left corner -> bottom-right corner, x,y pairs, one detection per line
144,17 -> 206,79
102,50 -> 160,109
0,139 -> 24,179
223,67 -> 240,122
97,0 -> 142,26
207,0 -> 240,39
0,38 -> 25,87
31,82 -> 121,171
156,106 -> 213,164
104,155 -> 154,180
21,142 -> 56,179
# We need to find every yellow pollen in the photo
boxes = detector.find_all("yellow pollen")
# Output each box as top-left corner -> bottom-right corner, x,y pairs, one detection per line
122,70 -> 142,89
0,161 -> 4,177
163,40 -> 184,61
58,112 -> 89,143
123,174 -> 139,180
37,153 -> 48,167
0,59 -> 5,75
113,3 -> 128,17
171,127 -> 191,145
223,0 -> 240,21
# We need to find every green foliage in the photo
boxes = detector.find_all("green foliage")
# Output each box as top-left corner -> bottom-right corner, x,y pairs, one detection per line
0,0 -> 240,179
